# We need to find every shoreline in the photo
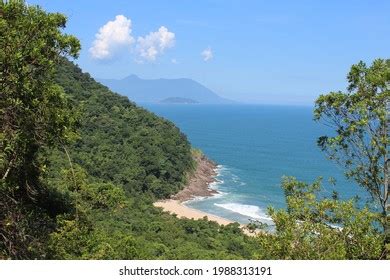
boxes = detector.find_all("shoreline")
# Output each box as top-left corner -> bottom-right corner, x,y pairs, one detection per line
153,153 -> 262,236
171,153 -> 219,202
154,153 -> 236,226
153,154 -> 235,225
154,199 -> 234,225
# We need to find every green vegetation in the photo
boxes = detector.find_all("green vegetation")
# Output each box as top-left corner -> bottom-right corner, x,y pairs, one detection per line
45,59 -> 260,260
1,1 -> 260,259
314,59 -> 390,239
256,177 -> 384,259
51,59 -> 194,200
1,0 -> 80,258
255,59 -> 389,260
1,0 -> 388,260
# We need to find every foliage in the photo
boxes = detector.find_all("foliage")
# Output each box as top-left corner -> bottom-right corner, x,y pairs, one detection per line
314,59 -> 390,255
256,177 -> 384,259
0,1 -> 258,257
1,1 -> 387,260
51,59 -> 194,199
45,60 -> 260,259
0,0 -> 80,259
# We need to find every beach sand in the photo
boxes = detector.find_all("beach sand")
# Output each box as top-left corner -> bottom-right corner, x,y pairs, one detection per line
154,199 -> 234,225
153,153 -> 261,236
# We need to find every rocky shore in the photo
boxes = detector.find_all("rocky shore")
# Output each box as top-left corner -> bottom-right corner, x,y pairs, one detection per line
171,154 -> 219,202
153,153 -> 261,235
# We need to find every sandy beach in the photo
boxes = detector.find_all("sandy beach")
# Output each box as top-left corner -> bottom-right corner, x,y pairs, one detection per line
154,199 -> 234,225
153,153 -> 235,224
153,153 -> 258,232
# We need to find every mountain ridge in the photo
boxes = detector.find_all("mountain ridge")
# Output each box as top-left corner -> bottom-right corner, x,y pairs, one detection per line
98,75 -> 234,104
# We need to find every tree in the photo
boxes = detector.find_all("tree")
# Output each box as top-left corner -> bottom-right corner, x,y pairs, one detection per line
1,1 -> 256,260
256,177 -> 383,259
0,0 -> 80,258
314,59 -> 390,255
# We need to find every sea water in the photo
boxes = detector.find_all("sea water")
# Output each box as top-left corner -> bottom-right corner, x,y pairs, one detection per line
142,104 -> 368,225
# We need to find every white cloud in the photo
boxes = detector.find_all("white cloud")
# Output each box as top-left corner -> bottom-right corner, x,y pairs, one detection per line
201,47 -> 213,62
136,26 -> 175,62
171,58 -> 178,64
89,15 -> 134,60
90,16 -> 175,62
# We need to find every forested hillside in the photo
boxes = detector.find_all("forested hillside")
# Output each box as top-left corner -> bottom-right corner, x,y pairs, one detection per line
1,42 -> 260,258
51,59 -> 194,199
0,2 -> 259,259
1,1 -> 387,260
44,59 -> 260,259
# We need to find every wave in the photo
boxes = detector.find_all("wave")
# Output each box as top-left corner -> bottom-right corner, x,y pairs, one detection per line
209,179 -> 224,190
214,203 -> 272,221
183,196 -> 207,203
216,164 -> 228,171
212,191 -> 227,198
232,174 -> 240,182
215,165 -> 247,188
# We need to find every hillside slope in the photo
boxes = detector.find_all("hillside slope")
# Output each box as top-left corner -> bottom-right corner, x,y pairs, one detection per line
52,60 -> 194,199
43,60 -> 259,259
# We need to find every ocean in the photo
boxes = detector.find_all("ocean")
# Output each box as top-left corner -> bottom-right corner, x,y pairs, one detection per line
142,104 -> 368,225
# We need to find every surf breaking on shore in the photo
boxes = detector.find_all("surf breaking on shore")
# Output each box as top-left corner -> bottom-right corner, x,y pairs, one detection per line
171,154 -> 219,202
153,153 -> 237,226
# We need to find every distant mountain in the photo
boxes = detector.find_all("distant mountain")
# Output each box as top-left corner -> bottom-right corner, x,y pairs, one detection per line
160,97 -> 199,104
98,75 -> 233,104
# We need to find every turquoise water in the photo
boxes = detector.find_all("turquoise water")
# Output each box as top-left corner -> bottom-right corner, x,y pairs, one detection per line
143,104 -> 367,224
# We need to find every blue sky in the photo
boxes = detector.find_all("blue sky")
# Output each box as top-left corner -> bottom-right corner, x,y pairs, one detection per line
29,0 -> 390,105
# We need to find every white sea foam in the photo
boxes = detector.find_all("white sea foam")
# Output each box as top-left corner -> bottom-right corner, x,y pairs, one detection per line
214,203 -> 272,221
214,165 -> 226,175
209,179 -> 224,190
212,191 -> 227,198
232,174 -> 240,182
209,165 -> 225,189
216,164 -> 226,171
183,196 -> 207,203
216,165 -> 247,188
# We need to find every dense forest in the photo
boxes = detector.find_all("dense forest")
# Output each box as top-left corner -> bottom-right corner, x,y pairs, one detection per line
0,1 -> 260,259
1,1 -> 388,260
46,59 -> 261,259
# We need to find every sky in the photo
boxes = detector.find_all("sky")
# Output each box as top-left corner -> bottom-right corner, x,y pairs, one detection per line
28,0 -> 390,105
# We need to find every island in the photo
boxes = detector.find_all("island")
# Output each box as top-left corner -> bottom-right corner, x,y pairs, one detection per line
160,97 -> 199,104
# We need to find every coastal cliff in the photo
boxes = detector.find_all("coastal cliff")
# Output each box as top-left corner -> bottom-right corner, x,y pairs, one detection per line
172,154 -> 219,202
